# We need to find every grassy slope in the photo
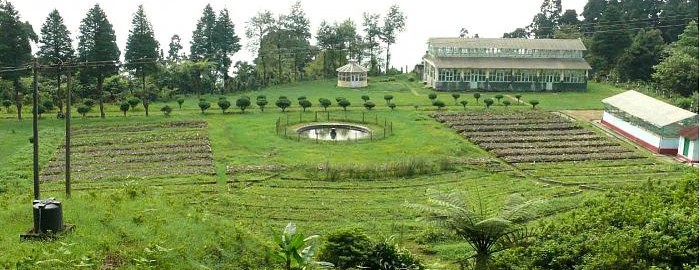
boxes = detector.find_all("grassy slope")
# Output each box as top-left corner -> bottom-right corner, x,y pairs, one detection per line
0,77 -> 693,269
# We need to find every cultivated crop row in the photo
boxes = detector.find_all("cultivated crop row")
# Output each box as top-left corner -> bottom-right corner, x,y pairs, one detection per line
433,111 -> 642,163
41,120 -> 214,182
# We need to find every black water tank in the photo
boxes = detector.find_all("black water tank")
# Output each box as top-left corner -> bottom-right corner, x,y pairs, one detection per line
33,198 -> 64,234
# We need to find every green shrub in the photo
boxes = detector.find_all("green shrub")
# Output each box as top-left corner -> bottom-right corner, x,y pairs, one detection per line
389,102 -> 397,110
460,100 -> 468,110
503,100 -> 512,107
338,99 -> 350,111
484,98 -> 494,108
119,102 -> 130,116
451,93 -> 460,104
218,99 -> 231,113
383,94 -> 394,104
361,95 -> 370,102
364,240 -> 424,270
82,98 -> 95,107
2,100 -> 11,111
276,98 -> 291,112
160,105 -> 172,116
77,105 -> 91,118
256,99 -> 268,112
529,99 -> 540,109
515,94 -> 522,102
198,101 -> 211,113
318,98 -> 332,111
176,97 -> 185,109
495,94 -> 504,103
428,92 -> 437,101
408,77 -> 415,82
432,100 -> 446,110
335,97 -> 344,103
42,100 -> 54,111
128,97 -> 141,109
363,101 -> 375,110
236,97 -> 250,113
318,228 -> 373,269
298,99 -> 312,112
256,95 -> 266,100
297,96 -> 307,101
473,92 -> 481,103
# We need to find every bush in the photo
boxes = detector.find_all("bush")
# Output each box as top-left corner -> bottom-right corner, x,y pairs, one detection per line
42,100 -> 54,111
278,96 -> 288,100
176,97 -> 185,109
495,94 -> 504,103
256,99 -> 268,112
451,93 -> 461,104
256,95 -> 266,100
318,228 -> 373,269
319,98 -> 332,111
276,98 -> 291,112
433,100 -> 446,110
460,100 -> 468,110
160,105 -> 172,116
198,101 -> 211,113
484,98 -> 494,108
473,92 -> 481,103
383,94 -> 394,104
361,95 -> 370,102
408,77 -> 416,82
338,99 -> 350,111
77,105 -> 91,118
515,94 -> 522,102
388,102 -> 397,110
363,101 -> 375,110
128,97 -> 141,109
297,96 -> 307,101
428,92 -> 437,101
2,100 -> 12,111
119,102 -> 130,116
503,100 -> 512,107
364,241 -> 424,270
236,98 -> 250,113
335,97 -> 344,103
218,99 -> 231,113
82,98 -> 95,107
529,100 -> 540,109
298,99 -> 312,112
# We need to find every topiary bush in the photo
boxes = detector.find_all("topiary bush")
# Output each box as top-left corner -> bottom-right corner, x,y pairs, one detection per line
503,100 -> 512,108
389,102 -> 396,111
236,97 -> 250,113
298,99 -> 312,112
495,94 -> 504,103
176,97 -> 185,109
451,93 -> 461,104
218,99 -> 231,113
529,99 -> 540,109
339,99 -> 351,111
160,105 -> 172,116
433,100 -> 446,110
460,100 -> 468,110
384,94 -> 394,104
361,95 -> 370,102
319,98 -> 332,111
276,98 -> 291,112
484,98 -> 494,108
256,99 -> 268,112
473,92 -> 481,103
128,97 -> 141,110
363,101 -> 375,110
318,228 -> 373,270
77,105 -> 91,118
428,92 -> 437,101
198,100 -> 211,113
120,102 -> 130,116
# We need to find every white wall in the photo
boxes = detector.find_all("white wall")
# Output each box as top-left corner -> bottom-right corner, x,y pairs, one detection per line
603,111 -> 678,150
677,137 -> 699,161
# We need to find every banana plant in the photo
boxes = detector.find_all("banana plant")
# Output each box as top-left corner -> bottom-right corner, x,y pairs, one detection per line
272,222 -> 327,270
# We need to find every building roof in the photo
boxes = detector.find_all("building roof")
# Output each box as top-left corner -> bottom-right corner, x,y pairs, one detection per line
336,60 -> 368,73
680,126 -> 699,140
602,90 -> 698,128
423,55 -> 591,70
428,38 -> 587,51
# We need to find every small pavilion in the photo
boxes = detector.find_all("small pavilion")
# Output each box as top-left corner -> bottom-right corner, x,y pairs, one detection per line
336,60 -> 368,88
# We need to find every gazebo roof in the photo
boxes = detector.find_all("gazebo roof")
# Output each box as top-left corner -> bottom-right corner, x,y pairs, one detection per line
336,60 -> 368,73
602,90 -> 697,128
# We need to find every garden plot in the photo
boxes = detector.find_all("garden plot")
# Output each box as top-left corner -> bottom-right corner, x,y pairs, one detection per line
40,120 -> 215,182
433,111 -> 643,163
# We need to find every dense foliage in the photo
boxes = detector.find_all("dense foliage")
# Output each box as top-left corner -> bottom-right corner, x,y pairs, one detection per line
494,178 -> 699,270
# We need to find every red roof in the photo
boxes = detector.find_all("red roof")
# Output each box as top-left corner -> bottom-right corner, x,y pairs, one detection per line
679,126 -> 699,140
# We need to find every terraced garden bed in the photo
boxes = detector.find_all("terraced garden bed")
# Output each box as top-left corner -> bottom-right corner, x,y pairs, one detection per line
40,120 -> 215,182
433,111 -> 643,163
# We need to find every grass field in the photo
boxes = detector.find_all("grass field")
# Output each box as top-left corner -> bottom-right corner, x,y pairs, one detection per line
0,76 -> 694,269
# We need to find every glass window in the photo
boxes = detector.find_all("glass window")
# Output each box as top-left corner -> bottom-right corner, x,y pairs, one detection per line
544,71 -> 559,82
491,69 -> 507,82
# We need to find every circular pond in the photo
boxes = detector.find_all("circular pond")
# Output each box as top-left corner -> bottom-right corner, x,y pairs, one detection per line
296,123 -> 371,141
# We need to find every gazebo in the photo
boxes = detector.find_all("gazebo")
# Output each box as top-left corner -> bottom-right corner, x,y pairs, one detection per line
336,60 -> 368,88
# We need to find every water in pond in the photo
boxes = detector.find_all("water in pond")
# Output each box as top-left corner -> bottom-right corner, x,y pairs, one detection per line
297,125 -> 370,141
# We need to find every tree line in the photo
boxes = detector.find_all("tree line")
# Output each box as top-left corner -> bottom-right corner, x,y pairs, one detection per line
0,1 -> 407,120
501,0 -> 699,110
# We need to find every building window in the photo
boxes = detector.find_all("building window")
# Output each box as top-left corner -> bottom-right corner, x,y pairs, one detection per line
491,69 -> 507,82
563,70 -> 585,83
543,71 -> 559,83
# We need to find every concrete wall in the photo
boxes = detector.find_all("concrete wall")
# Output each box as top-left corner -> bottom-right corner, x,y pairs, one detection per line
677,137 -> 699,162
602,111 -> 678,153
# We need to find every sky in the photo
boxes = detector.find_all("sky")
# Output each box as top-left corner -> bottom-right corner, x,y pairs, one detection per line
12,0 -> 587,72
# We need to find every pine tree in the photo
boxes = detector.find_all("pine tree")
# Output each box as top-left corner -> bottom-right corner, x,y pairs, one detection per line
167,34 -> 182,62
77,4 -> 120,118
213,9 -> 240,92
616,29 -> 665,81
125,5 -> 160,116
190,4 -> 217,61
588,5 -> 631,75
0,2 -> 35,119
280,1 -> 312,81
37,9 -> 74,113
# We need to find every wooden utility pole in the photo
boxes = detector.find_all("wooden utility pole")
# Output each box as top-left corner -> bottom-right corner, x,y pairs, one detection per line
32,58 -> 40,200
65,65 -> 72,198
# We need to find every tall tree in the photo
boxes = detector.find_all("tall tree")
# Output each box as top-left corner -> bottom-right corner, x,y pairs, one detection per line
280,1 -> 312,81
191,4 -> 217,61
653,21 -> 699,97
362,12 -> 382,75
77,4 -> 120,118
559,9 -> 580,26
125,5 -> 159,116
503,28 -> 529,38
37,10 -> 74,113
380,5 -> 406,73
167,34 -> 183,62
581,0 -> 608,34
616,29 -> 665,81
245,10 -> 275,86
213,9 -> 240,92
530,0 -> 562,38
588,6 -> 631,75
0,1 -> 35,119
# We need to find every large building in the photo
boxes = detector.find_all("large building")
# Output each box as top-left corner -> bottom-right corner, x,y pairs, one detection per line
601,90 -> 698,157
422,38 -> 591,91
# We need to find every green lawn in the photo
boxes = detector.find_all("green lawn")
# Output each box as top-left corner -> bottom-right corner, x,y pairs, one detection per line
0,77 -> 694,269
